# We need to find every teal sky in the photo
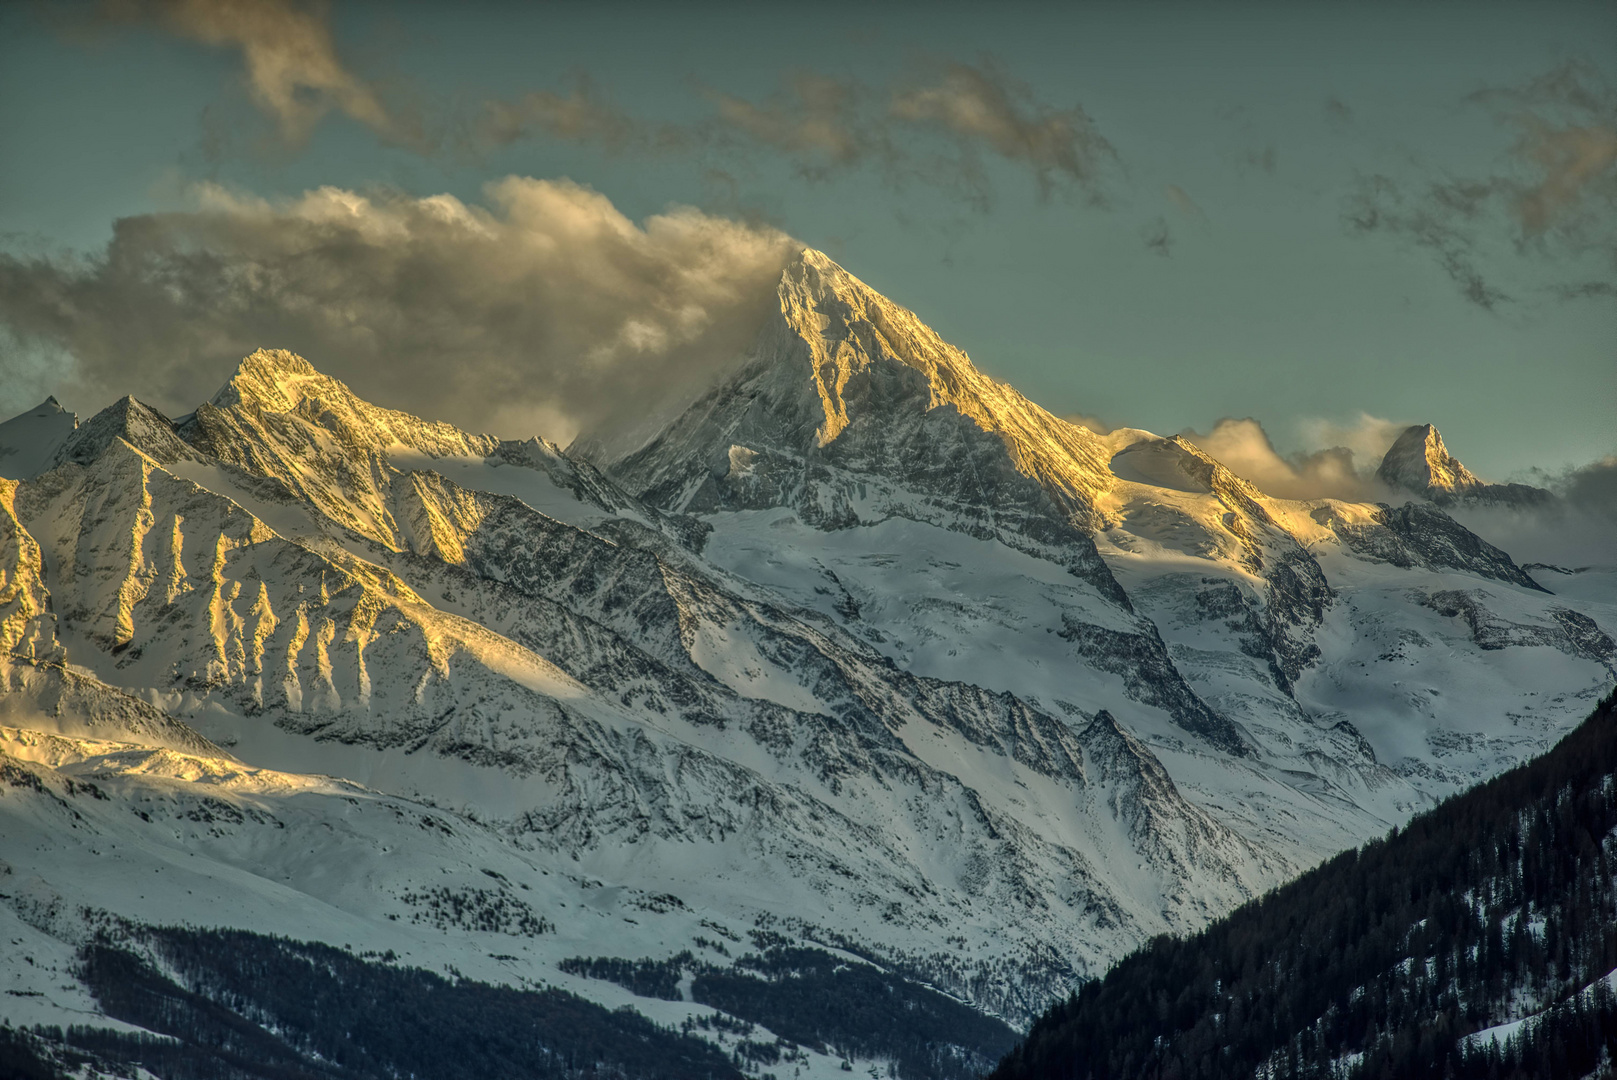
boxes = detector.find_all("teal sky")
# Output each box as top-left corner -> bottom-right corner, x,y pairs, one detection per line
1,0 -> 1613,481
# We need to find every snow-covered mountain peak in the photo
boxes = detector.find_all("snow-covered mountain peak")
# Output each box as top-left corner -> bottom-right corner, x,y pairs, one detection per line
52,395 -> 194,469
179,351 -> 511,547
209,348 -> 323,413
0,396 -> 77,481
1377,424 -> 1480,496
203,349 -> 497,458
597,247 -> 1121,544
775,249 -> 1111,477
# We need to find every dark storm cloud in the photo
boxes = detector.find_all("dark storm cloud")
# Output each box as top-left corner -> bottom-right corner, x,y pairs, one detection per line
0,180 -> 796,442
1343,59 -> 1617,308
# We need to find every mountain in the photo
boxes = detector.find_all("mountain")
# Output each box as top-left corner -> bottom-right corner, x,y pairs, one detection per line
990,688 -> 1617,1080
1,248 -> 1613,1076
583,249 -> 1612,834
1378,423 -> 1554,508
0,398 -> 75,483
0,353 -> 1285,1041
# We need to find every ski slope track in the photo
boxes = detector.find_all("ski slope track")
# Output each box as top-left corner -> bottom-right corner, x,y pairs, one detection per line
0,249 -> 1611,1069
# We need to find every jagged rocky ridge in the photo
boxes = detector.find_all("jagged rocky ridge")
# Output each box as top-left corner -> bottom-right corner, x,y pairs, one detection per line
0,248 -> 1612,1071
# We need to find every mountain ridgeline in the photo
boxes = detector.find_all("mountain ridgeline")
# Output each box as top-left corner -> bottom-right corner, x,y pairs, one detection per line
993,689 -> 1617,1080
0,247 -> 1611,1076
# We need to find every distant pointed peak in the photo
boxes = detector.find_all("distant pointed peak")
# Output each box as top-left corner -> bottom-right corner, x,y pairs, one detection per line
0,396 -> 78,480
53,395 -> 190,469
7,396 -> 71,421
1378,422 -> 1481,497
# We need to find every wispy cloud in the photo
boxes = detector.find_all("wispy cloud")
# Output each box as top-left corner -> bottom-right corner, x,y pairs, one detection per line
1324,96 -> 1354,131
1165,184 -> 1205,221
100,0 -> 426,150
1343,173 -> 1512,310
474,74 -> 695,156
697,59 -> 1120,210
888,59 -> 1117,204
79,5 -> 1122,213
1343,59 -> 1617,308
1141,217 -> 1172,257
706,72 -> 886,173
1243,145 -> 1277,174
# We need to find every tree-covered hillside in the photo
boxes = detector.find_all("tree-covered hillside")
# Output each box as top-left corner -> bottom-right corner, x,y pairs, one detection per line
994,688 -> 1617,1080
2,927 -> 742,1080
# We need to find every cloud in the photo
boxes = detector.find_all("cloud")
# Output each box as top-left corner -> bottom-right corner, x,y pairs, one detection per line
1560,455 -> 1617,522
707,72 -> 885,173
0,178 -> 797,443
1181,415 -> 1405,501
1446,454 -> 1617,566
704,59 -> 1118,210
101,0 -> 425,150
1165,184 -> 1204,220
474,75 -> 694,156
1141,217 -> 1172,257
887,60 -> 1117,203
1342,59 -> 1617,308
476,77 -> 638,151
1243,146 -> 1277,174
1343,174 -> 1513,310
1471,60 -> 1617,242
1295,413 -> 1415,469
82,5 -> 1118,213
